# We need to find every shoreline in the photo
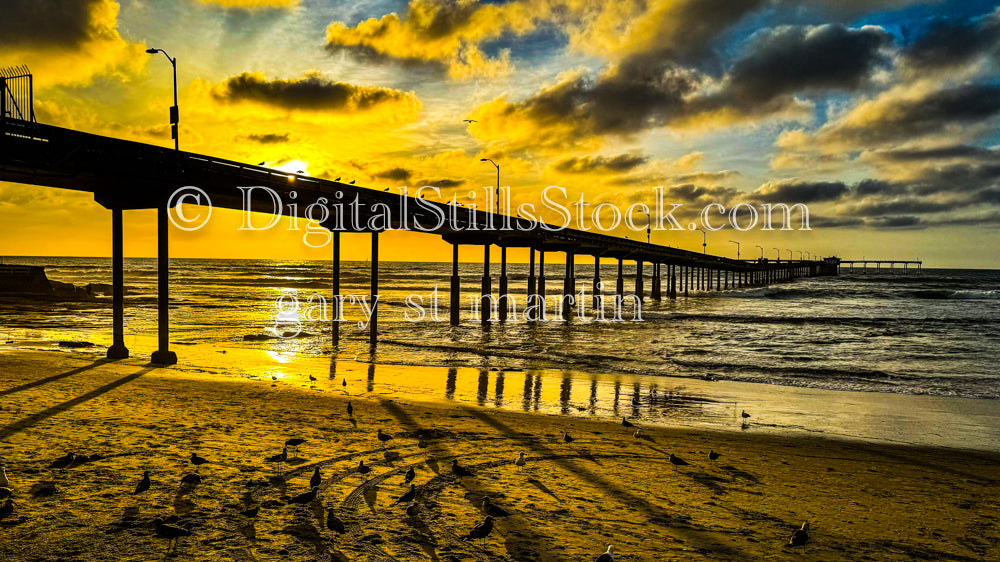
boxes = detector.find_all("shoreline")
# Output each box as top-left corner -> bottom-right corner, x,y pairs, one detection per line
1,349 -> 998,560
4,338 -> 1000,454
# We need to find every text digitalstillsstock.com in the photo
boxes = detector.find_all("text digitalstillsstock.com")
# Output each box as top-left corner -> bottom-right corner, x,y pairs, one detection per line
168,185 -> 812,248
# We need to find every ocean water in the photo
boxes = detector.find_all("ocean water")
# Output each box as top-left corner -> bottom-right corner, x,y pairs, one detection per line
2,257 -> 999,450
2,257 -> 998,399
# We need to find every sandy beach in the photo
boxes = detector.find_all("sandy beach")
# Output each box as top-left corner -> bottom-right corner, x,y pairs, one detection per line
0,349 -> 998,561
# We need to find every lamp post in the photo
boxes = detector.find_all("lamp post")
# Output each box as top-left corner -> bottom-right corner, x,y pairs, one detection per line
755,244 -> 763,259
695,227 -> 706,253
642,210 -> 651,244
729,240 -> 740,260
773,247 -> 780,262
805,251 -> 810,260
146,48 -> 178,150
480,158 -> 500,216
786,249 -> 792,261
146,46 -> 179,365
798,251 -> 803,261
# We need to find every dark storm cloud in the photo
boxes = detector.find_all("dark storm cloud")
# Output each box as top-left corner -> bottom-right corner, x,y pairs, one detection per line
834,83 -> 1000,145
848,198 -> 963,216
552,154 -> 649,174
375,167 -> 413,181
869,145 -> 1000,162
211,72 -> 414,111
750,180 -> 849,204
243,132 -> 291,144
663,184 -> 741,204
512,60 -> 705,135
719,24 -> 891,105
809,215 -> 864,228
902,9 -> 1000,70
417,178 -> 465,188
1,0 -> 97,48
854,179 -> 899,196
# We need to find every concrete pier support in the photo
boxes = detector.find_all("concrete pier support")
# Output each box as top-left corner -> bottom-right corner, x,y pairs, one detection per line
150,203 -> 177,365
450,243 -> 460,326
370,231 -> 379,346
592,256 -> 601,310
107,208 -> 129,359
481,245 -> 491,324
716,268 -> 721,291
527,248 -> 536,297
669,263 -> 677,299
499,246 -> 509,321
538,250 -> 546,304
683,265 -> 689,297
651,263 -> 661,301
563,251 -> 575,318
616,258 -> 624,299
635,259 -> 643,302
332,231 -> 341,344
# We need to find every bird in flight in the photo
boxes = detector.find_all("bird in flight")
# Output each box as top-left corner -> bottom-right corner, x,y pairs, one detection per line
463,119 -> 477,123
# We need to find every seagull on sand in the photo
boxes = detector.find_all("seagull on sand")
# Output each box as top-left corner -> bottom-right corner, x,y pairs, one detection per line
0,466 -> 8,487
417,435 -> 428,449
342,379 -> 347,387
310,467 -> 322,488
0,488 -> 12,500
514,452 -> 526,468
288,486 -> 319,505
190,453 -> 210,466
622,417 -> 635,428
0,499 -> 15,522
153,518 -> 192,551
788,522 -> 810,546
669,453 -> 689,466
451,459 -> 474,478
309,374 -> 317,382
377,429 -> 394,448
464,515 -> 494,546
180,472 -> 203,486
134,471 -> 151,494
741,410 -> 751,420
406,502 -> 421,518
240,506 -> 260,518
404,467 -> 416,485
347,401 -> 353,417
284,438 -> 306,454
326,508 -> 346,535
395,484 -> 416,504
596,544 -> 615,562
709,450 -> 721,460
265,447 -> 288,472
563,431 -> 575,443
633,428 -> 642,439
357,460 -> 372,480
481,497 -> 511,518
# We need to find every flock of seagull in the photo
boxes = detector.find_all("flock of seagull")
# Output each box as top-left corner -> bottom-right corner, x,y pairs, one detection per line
0,396 -> 812,559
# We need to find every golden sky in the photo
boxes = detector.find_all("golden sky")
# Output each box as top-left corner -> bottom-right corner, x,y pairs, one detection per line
2,0 -> 999,267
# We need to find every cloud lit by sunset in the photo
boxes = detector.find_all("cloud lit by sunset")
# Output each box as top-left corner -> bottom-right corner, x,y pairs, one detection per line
2,0 -> 999,266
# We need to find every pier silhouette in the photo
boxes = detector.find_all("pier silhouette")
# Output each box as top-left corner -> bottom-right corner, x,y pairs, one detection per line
3,68 -> 839,364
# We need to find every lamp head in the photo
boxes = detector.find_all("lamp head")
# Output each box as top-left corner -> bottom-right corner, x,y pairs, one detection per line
146,48 -> 159,54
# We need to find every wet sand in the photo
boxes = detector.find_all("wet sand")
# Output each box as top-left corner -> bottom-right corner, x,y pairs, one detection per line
0,349 -> 998,561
